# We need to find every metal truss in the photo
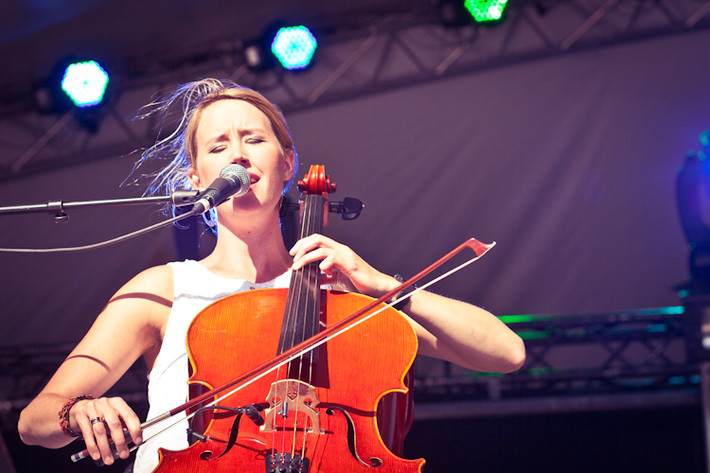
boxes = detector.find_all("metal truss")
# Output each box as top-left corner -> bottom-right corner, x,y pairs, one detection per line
1,0 -> 709,183
413,306 -> 700,419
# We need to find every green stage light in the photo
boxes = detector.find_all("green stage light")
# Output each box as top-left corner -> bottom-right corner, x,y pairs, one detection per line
464,0 -> 509,23
60,60 -> 109,108
271,25 -> 318,70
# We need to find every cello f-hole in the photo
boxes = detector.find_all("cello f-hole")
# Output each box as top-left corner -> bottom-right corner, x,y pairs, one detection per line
326,407 -> 383,468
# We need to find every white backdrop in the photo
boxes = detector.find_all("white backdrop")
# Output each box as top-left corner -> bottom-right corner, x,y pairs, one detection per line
1,29 -> 709,345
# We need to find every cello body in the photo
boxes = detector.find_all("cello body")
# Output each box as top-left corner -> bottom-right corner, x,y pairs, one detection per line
152,165 -> 424,472
154,288 -> 424,473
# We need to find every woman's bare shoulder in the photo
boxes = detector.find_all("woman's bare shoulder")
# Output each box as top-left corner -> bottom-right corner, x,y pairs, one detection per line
118,264 -> 175,296
101,264 -> 175,329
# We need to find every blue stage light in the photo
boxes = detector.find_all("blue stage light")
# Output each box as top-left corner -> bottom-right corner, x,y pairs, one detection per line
270,26 -> 318,70
60,60 -> 109,108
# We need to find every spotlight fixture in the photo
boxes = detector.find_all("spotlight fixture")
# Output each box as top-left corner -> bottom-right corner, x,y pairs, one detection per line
270,25 -> 318,71
244,41 -> 270,70
464,0 -> 509,23
677,130 -> 710,283
243,24 -> 318,72
678,130 -> 710,362
34,57 -> 111,133
39,57 -> 110,114
60,60 -> 109,108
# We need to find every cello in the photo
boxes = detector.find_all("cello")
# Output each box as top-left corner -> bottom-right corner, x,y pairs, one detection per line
153,164 -> 425,472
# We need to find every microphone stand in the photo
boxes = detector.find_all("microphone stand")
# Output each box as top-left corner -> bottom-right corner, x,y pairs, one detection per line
0,190 -> 362,253
0,190 -> 201,253
0,190 -> 199,221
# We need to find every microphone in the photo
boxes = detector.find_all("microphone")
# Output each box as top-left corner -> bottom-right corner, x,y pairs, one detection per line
242,404 -> 265,426
192,164 -> 250,213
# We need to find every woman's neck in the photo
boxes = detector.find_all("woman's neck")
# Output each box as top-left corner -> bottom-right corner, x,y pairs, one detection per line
200,212 -> 293,283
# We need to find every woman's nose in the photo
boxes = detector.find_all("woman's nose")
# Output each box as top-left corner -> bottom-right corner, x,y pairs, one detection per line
231,153 -> 249,167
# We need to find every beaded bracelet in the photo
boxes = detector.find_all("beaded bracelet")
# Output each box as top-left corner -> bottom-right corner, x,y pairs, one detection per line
59,395 -> 94,437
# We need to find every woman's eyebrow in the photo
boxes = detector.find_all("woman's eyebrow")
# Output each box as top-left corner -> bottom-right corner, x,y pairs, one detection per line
201,126 -> 270,147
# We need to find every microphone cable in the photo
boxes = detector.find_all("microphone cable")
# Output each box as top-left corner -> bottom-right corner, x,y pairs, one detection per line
0,208 -> 200,254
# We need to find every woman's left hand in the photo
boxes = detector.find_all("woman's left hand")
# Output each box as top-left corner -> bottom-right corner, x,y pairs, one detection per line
290,234 -> 397,298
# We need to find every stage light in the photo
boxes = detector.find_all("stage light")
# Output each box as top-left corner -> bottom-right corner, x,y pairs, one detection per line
464,0 -> 509,23
244,41 -> 269,70
676,130 -> 710,362
59,60 -> 109,108
270,25 -> 318,71
677,130 -> 710,283
34,57 -> 111,132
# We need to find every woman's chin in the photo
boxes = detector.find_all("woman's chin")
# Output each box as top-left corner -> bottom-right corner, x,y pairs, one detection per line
221,193 -> 280,217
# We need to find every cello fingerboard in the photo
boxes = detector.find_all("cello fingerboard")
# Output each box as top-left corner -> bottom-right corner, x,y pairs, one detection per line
278,193 -> 325,363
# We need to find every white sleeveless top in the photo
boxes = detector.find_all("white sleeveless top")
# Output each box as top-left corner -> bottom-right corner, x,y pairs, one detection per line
133,260 -> 292,473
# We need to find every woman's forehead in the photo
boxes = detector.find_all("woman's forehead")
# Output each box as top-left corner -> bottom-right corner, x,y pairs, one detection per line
195,99 -> 272,139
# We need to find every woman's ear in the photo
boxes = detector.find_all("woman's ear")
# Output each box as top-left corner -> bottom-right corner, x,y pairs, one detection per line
187,168 -> 201,190
282,149 -> 295,181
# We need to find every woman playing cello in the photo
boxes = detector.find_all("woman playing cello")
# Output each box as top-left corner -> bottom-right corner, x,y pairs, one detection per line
17,78 -> 525,472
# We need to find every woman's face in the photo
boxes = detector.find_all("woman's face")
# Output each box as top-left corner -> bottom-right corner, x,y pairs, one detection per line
188,99 -> 294,217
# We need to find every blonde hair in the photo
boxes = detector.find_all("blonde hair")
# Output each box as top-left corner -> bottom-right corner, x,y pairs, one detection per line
128,78 -> 298,200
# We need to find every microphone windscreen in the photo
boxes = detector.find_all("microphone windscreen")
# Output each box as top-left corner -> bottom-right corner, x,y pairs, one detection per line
220,164 -> 250,198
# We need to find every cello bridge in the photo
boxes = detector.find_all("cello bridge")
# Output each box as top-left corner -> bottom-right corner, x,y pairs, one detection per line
262,379 -> 324,434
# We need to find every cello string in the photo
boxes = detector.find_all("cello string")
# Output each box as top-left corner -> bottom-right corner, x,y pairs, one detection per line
282,194 -> 320,461
281,195 -> 316,461
276,208 -> 305,464
302,194 -> 325,457
294,194 -> 315,459
284,201 -> 304,461
293,193 -> 318,459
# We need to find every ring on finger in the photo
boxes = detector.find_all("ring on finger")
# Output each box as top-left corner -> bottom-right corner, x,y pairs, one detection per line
90,416 -> 104,426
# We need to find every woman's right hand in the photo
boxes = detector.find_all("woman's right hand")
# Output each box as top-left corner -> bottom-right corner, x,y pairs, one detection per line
69,396 -> 143,465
